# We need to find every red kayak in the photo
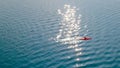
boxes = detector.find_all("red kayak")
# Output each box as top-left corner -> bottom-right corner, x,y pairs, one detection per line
80,37 -> 92,40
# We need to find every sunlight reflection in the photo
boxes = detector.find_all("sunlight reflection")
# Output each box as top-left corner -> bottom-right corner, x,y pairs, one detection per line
56,4 -> 82,44
56,4 -> 83,67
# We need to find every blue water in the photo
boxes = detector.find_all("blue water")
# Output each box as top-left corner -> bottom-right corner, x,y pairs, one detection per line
0,0 -> 120,68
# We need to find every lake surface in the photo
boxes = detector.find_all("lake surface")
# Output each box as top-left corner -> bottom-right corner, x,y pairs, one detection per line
0,0 -> 120,68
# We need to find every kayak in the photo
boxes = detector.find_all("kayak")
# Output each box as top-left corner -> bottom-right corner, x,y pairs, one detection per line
80,37 -> 92,40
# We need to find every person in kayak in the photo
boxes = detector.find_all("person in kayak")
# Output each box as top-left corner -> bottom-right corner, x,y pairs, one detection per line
80,36 -> 92,40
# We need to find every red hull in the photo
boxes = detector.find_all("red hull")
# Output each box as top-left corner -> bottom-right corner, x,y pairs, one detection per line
80,37 -> 92,40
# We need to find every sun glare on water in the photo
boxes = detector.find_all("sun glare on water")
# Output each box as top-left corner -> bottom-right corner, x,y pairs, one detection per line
55,4 -> 84,67
56,4 -> 82,44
